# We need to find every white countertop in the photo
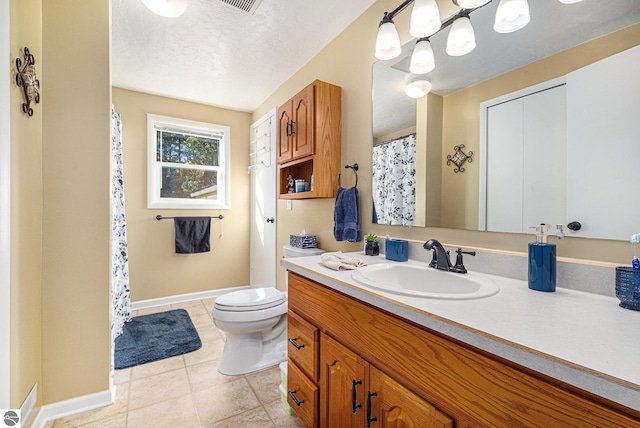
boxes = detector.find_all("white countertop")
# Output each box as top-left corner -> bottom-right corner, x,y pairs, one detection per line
281,252 -> 640,412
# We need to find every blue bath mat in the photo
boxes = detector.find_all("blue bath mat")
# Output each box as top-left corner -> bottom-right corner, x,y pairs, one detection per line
114,309 -> 202,369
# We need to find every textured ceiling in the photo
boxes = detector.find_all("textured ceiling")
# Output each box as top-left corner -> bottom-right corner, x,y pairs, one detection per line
112,0 -> 377,112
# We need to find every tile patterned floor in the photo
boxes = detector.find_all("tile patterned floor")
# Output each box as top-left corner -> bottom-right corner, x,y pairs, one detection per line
45,299 -> 304,428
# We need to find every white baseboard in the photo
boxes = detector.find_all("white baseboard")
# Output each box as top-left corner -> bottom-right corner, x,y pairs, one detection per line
19,383 -> 37,427
30,387 -> 114,428
131,286 -> 249,310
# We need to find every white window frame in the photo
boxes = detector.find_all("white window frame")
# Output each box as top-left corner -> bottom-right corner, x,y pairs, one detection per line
147,114 -> 231,209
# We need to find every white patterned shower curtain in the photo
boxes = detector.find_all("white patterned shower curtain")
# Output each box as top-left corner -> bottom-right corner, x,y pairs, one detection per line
372,134 -> 417,226
111,106 -> 131,347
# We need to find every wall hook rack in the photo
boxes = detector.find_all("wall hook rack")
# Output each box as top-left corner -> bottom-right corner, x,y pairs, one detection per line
447,145 -> 473,173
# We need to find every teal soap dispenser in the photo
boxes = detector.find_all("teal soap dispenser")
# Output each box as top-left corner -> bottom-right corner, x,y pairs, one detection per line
528,224 -> 556,292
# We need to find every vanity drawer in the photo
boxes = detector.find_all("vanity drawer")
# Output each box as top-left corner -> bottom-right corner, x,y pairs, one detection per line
287,360 -> 319,428
288,309 -> 319,381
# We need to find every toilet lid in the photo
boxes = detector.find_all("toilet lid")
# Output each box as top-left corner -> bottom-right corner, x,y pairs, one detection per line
214,287 -> 286,311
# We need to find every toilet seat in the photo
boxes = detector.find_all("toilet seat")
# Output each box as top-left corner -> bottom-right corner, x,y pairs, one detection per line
214,287 -> 286,312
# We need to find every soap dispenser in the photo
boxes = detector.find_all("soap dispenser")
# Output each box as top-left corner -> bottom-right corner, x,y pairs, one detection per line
528,224 -> 556,292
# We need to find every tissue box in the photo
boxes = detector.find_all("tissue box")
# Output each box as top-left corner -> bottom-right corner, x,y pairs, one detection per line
289,234 -> 317,249
385,239 -> 408,262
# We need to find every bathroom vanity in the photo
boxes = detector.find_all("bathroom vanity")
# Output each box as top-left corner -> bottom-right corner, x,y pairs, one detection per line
282,254 -> 640,427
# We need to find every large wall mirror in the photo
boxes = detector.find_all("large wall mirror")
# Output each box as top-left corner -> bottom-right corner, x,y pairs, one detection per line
371,0 -> 640,240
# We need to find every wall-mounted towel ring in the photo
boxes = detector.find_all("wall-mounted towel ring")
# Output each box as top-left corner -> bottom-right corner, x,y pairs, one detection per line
338,163 -> 359,188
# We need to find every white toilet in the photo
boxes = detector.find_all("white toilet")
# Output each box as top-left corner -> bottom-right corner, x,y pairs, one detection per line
212,245 -> 325,375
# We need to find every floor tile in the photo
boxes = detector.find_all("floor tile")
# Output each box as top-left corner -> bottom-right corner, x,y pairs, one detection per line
193,377 -> 261,425
128,394 -> 199,428
246,367 -> 281,404
130,353 -> 185,380
71,412 -> 127,428
186,358 -> 242,392
129,368 -> 191,410
111,367 -> 130,385
53,384 -> 129,428
264,400 -> 305,428
183,337 -> 225,367
212,406 -> 275,428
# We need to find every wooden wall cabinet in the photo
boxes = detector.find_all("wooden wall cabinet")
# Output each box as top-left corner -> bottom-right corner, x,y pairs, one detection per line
287,272 -> 640,428
277,80 -> 341,199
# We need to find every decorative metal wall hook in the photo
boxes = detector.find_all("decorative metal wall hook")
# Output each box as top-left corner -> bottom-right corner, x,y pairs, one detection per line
15,47 -> 40,116
447,144 -> 473,173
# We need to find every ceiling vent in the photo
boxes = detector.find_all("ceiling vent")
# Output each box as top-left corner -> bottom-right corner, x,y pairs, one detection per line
217,0 -> 264,15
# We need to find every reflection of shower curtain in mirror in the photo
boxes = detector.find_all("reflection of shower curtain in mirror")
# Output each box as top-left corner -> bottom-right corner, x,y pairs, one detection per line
372,134 -> 416,226
111,106 -> 131,347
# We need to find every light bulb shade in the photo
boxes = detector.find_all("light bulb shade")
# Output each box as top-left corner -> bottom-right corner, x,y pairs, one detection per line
375,21 -> 402,60
453,0 -> 491,7
142,0 -> 187,17
494,0 -> 530,33
405,76 -> 432,98
446,16 -> 476,56
409,0 -> 441,38
558,0 -> 584,3
410,39 -> 435,74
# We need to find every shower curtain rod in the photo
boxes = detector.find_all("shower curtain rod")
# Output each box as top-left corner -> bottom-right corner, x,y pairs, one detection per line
155,214 -> 224,220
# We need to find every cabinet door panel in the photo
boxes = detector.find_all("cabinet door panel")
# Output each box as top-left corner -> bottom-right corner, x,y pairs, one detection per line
292,85 -> 314,160
278,101 -> 293,163
369,366 -> 453,428
321,335 -> 367,428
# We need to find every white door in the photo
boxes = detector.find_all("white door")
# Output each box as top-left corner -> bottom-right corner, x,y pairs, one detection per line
250,109 -> 277,288
482,82 -> 566,234
566,45 -> 640,240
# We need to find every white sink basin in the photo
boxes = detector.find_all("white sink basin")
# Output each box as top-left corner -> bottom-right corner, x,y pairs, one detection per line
351,263 -> 499,300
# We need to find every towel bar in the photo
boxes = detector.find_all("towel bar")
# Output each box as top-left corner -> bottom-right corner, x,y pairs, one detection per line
338,163 -> 358,188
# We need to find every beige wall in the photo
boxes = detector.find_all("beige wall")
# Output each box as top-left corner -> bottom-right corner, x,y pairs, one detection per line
254,0 -> 638,291
41,0 -> 111,404
441,23 -> 640,232
112,88 -> 252,302
9,0 -> 43,411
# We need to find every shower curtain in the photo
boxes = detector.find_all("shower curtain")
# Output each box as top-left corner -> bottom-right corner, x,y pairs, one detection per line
111,105 -> 131,345
372,134 -> 417,226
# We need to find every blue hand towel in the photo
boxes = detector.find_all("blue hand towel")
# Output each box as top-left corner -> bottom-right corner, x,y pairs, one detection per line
334,187 -> 361,243
174,217 -> 211,254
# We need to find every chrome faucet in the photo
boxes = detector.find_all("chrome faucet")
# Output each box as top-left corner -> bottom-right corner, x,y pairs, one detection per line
423,239 -> 452,271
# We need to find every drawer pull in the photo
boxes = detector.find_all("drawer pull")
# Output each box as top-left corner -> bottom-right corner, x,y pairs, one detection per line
351,379 -> 363,413
288,390 -> 305,407
288,337 -> 305,350
366,391 -> 378,427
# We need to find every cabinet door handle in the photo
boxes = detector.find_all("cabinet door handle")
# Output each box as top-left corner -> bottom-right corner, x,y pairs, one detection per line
290,120 -> 296,135
288,337 -> 305,350
288,390 -> 305,407
366,391 -> 377,427
285,121 -> 291,136
351,379 -> 363,413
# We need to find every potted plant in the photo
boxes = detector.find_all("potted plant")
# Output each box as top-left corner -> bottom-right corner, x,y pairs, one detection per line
364,233 -> 379,256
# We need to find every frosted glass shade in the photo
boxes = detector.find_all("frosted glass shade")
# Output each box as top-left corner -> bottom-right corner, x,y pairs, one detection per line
142,0 -> 188,17
410,39 -> 435,74
494,0 -> 530,33
446,17 -> 476,56
375,21 -> 402,60
558,0 -> 584,3
405,76 -> 432,98
409,0 -> 441,38
453,0 -> 491,7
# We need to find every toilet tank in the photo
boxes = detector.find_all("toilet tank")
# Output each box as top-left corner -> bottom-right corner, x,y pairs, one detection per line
283,245 -> 325,258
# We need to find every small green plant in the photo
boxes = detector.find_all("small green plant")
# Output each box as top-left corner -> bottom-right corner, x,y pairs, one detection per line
365,233 -> 378,243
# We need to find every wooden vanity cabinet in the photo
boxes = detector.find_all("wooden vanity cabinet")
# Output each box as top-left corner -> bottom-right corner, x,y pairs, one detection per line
277,80 -> 341,199
287,271 -> 640,428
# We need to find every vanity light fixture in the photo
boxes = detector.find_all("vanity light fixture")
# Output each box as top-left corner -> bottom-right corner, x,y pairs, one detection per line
409,38 -> 436,74
375,13 -> 403,60
405,75 -> 432,98
446,13 -> 476,56
493,0 -> 530,33
409,0 -> 441,38
141,0 -> 188,18
453,0 -> 491,7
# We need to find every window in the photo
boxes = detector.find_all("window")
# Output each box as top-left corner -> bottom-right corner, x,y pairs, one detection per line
147,114 -> 230,209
